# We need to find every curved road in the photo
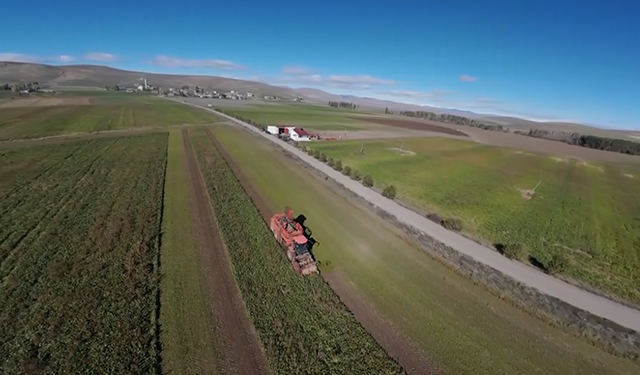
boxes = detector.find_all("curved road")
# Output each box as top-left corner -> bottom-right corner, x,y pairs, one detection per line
177,99 -> 640,333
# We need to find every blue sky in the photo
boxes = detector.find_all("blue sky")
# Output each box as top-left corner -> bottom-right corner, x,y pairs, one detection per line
1,0 -> 639,129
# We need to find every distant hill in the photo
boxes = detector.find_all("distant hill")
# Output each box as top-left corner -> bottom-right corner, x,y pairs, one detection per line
2,61 -> 637,136
0,61 -> 300,99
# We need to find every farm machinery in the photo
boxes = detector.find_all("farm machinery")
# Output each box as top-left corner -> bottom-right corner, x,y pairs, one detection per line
270,206 -> 319,275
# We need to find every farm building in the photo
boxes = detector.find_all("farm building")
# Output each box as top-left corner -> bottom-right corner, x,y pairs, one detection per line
266,126 -> 312,141
289,127 -> 311,141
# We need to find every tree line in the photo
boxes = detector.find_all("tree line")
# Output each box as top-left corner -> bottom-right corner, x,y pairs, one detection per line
328,101 -> 359,109
396,109 -> 639,156
397,110 -> 505,131
527,129 -> 640,155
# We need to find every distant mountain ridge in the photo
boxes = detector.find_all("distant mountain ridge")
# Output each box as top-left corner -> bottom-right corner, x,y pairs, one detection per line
2,61 -> 638,137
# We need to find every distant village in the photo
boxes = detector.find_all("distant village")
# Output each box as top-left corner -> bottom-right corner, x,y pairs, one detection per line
109,78 -> 304,102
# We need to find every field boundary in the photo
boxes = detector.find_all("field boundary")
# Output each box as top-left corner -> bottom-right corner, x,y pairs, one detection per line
173,100 -> 640,362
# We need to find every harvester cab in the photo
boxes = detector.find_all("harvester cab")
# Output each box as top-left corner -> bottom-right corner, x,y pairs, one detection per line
293,235 -> 309,256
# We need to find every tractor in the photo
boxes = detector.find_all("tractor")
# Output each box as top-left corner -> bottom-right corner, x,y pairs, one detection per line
270,206 -> 319,275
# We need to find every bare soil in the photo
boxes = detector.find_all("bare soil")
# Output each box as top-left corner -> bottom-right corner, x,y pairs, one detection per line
181,128 -> 269,375
207,127 -> 435,375
351,116 -> 469,137
0,97 -> 91,108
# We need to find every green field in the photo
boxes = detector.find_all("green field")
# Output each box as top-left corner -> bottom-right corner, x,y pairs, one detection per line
0,134 -> 167,374
212,124 -> 640,375
307,137 -> 640,304
0,92 -> 219,141
216,102 -> 377,130
159,130 -> 219,374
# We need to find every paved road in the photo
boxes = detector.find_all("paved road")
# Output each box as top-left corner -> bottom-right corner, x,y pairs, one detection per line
175,99 -> 640,333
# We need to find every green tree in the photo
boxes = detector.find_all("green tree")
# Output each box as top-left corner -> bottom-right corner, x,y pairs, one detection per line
362,175 -> 374,187
382,184 -> 396,199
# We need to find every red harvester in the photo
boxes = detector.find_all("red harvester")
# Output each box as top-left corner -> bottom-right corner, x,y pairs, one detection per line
270,206 -> 318,275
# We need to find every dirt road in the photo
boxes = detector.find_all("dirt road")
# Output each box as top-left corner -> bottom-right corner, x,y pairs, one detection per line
173,101 -> 640,333
181,128 -> 269,375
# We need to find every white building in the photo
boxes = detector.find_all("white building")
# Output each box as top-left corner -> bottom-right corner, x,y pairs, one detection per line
288,127 -> 311,142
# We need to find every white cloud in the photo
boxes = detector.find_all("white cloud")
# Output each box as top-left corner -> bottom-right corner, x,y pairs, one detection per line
58,55 -> 74,62
386,90 -> 441,99
0,53 -> 76,64
277,66 -> 396,90
83,52 -> 119,62
459,74 -> 478,82
281,66 -> 311,75
328,75 -> 395,86
0,53 -> 39,63
152,55 -> 244,70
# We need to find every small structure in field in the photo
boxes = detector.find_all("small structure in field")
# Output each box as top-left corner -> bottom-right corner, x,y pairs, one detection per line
519,180 -> 542,200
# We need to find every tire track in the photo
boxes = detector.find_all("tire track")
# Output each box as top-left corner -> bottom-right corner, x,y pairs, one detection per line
180,128 -> 269,375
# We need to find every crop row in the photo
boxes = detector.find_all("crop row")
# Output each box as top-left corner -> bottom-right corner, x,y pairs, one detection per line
0,134 -> 167,374
190,129 -> 403,374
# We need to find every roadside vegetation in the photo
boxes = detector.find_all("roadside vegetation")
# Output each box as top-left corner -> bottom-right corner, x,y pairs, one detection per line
0,134 -> 167,374
307,137 -> 640,304
190,128 -> 403,374
0,92 -> 218,141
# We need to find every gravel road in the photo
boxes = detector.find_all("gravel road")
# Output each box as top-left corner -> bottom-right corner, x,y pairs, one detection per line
175,99 -> 640,333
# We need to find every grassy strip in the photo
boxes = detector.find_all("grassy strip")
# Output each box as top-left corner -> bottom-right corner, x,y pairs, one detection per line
307,137 -> 640,305
159,130 -> 219,374
0,134 -> 167,373
190,128 -> 402,374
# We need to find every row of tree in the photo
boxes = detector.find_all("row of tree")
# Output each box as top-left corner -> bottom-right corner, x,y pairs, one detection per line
397,110 -> 505,131
328,101 -> 359,109
1,82 -> 40,92
527,129 -> 640,155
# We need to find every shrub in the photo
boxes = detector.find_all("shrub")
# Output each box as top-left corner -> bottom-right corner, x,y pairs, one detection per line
319,153 -> 327,162
333,159 -> 342,171
546,253 -> 569,274
362,175 -> 374,187
502,243 -> 527,260
426,213 -> 443,224
327,157 -> 335,167
342,165 -> 352,176
307,148 -> 314,155
313,150 -> 321,159
300,145 -> 307,152
381,184 -> 396,199
441,217 -> 463,232
351,169 -> 362,181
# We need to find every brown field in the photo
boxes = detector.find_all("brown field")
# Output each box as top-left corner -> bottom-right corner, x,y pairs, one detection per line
352,116 -> 470,137
0,96 -> 92,108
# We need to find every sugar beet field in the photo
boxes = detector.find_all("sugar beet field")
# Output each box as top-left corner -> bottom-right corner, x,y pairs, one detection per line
0,135 -> 166,373
0,128 -> 402,374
